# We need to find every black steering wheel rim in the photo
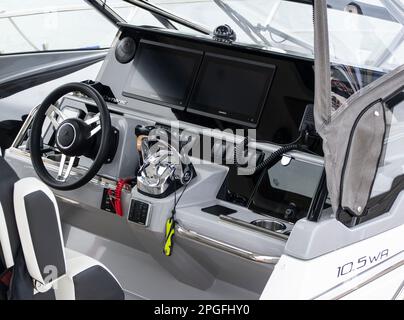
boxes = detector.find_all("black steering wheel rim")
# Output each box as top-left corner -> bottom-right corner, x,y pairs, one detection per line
30,82 -> 111,190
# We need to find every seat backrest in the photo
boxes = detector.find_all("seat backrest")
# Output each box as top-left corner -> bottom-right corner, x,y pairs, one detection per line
0,157 -> 20,270
0,156 -> 66,287
13,177 -> 66,286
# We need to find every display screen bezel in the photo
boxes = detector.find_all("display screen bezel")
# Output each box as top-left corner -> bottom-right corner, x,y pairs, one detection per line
187,53 -> 276,128
122,40 -> 203,110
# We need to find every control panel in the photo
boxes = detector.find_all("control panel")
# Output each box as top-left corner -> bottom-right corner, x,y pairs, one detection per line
128,199 -> 151,226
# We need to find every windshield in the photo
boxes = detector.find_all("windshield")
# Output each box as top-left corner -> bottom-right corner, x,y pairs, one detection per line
0,0 -> 127,54
117,0 -> 404,72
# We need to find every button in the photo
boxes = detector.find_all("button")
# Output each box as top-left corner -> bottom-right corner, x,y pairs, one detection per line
140,213 -> 147,223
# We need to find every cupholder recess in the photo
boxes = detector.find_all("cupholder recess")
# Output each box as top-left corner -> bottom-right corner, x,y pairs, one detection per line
251,220 -> 286,232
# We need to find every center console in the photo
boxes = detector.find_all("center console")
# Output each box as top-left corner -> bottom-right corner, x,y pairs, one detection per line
7,24 -> 325,250
102,19 -> 323,231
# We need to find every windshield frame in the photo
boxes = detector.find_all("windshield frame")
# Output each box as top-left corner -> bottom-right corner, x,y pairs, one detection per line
122,0 -> 211,34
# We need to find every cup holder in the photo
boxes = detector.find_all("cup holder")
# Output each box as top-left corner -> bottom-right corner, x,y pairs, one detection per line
251,220 -> 287,233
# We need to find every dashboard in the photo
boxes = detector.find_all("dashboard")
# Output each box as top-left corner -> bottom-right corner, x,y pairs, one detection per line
121,39 -> 275,127
91,25 -> 323,224
98,24 -> 315,144
9,24 -> 325,235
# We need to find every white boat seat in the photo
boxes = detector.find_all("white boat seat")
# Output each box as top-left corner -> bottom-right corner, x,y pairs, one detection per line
0,157 -> 124,300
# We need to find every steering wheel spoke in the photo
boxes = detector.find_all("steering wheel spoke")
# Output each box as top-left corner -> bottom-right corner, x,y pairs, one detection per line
85,113 -> 100,125
57,154 -> 76,182
45,104 -> 66,129
85,113 -> 102,138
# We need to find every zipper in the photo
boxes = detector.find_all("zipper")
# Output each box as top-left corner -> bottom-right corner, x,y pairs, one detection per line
338,99 -> 383,216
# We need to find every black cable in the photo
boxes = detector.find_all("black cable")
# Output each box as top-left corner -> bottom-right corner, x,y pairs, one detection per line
246,143 -> 304,207
233,133 -> 304,173
171,169 -> 193,217
247,164 -> 267,208
250,143 -> 302,175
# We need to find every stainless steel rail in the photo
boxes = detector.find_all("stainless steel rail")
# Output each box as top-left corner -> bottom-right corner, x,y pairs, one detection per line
176,225 -> 280,265
219,214 -> 290,241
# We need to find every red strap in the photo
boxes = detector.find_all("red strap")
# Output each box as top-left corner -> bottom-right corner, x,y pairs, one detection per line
114,179 -> 126,217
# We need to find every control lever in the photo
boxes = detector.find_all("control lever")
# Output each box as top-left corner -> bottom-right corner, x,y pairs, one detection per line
135,124 -> 154,136
135,124 -> 155,164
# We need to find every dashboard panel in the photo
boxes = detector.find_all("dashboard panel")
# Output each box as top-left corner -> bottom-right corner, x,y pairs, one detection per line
120,34 -> 276,127
91,25 -> 324,223
98,24 -> 315,143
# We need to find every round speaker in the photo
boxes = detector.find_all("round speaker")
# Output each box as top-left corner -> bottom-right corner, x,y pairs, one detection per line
115,37 -> 136,64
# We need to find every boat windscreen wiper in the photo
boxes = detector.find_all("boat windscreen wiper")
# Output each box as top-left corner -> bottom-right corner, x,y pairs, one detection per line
213,0 -> 314,54
122,0 -> 211,35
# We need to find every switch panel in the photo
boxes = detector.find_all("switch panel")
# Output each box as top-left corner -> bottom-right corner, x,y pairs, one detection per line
128,200 -> 151,226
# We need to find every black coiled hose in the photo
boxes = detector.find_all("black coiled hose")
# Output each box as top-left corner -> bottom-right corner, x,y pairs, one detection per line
245,143 -> 303,207
233,136 -> 303,176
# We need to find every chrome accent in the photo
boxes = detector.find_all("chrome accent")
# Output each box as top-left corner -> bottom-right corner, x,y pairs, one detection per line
251,220 -> 287,232
137,133 -> 193,195
12,105 -> 39,148
57,155 -> 76,181
7,147 -> 118,189
137,152 -> 176,196
57,154 -> 67,178
56,123 -> 76,149
176,225 -> 280,264
219,215 -> 289,241
85,112 -> 102,137
46,104 -> 66,129
84,113 -> 100,125
281,155 -> 292,166
89,125 -> 101,137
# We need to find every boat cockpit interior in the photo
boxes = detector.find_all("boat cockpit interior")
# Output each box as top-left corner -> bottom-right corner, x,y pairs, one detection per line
2,23 -> 369,299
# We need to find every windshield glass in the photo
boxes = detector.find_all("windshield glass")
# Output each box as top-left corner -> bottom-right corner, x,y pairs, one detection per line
118,0 -> 403,72
0,0 -> 124,54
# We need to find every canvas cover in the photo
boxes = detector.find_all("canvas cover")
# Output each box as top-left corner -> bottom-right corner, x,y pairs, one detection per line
313,0 -> 404,216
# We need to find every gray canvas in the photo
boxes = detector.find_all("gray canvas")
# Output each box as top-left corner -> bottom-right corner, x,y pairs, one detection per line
313,0 -> 331,130
316,65 -> 404,215
312,0 -> 404,216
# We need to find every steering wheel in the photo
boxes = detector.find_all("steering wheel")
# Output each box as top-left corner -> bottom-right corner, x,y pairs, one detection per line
30,82 -> 111,190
